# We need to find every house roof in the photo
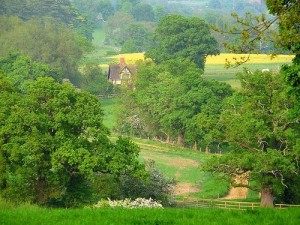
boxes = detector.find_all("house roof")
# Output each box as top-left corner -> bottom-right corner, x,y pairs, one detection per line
108,64 -> 137,80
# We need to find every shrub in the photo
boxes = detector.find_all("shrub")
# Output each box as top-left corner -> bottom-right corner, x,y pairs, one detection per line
92,198 -> 163,209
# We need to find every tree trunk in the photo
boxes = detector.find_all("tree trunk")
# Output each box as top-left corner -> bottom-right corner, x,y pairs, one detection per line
166,135 -> 173,144
205,145 -> 210,154
260,188 -> 274,207
177,133 -> 185,147
192,141 -> 198,150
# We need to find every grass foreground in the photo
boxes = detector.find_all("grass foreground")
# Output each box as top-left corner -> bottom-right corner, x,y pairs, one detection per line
0,205 -> 299,225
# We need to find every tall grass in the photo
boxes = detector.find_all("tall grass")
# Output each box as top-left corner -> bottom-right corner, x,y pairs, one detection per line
0,207 -> 299,225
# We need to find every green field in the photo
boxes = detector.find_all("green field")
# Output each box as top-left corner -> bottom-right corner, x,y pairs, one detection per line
203,62 -> 284,88
0,204 -> 299,225
81,28 -> 118,66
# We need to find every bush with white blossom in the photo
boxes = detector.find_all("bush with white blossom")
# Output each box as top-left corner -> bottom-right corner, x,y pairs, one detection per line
92,198 -> 163,209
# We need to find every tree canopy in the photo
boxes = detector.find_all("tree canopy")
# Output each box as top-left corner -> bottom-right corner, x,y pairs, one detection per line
0,16 -> 91,85
116,59 -> 233,148
204,70 -> 300,206
0,71 -> 143,206
145,14 -> 219,69
0,0 -> 94,40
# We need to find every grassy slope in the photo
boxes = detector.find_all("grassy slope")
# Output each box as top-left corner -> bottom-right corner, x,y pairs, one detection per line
0,205 -> 299,225
133,138 -> 229,198
102,99 -> 230,199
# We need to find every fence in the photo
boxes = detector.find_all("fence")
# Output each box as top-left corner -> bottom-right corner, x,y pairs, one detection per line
97,94 -> 118,99
174,197 -> 300,210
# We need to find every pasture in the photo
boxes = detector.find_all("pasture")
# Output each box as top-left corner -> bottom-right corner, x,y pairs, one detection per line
0,204 -> 299,225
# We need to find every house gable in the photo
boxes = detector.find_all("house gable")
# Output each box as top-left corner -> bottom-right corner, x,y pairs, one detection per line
108,57 -> 137,85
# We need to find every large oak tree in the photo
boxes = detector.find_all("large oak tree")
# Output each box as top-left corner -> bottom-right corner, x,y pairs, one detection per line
205,70 -> 300,207
0,73 -> 142,206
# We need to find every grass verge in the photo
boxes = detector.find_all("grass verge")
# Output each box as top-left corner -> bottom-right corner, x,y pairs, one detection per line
0,206 -> 299,225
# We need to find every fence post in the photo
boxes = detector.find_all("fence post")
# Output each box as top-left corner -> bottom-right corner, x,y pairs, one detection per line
251,203 -> 254,210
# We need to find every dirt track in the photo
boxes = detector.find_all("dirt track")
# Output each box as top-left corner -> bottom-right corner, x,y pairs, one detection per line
222,176 -> 248,199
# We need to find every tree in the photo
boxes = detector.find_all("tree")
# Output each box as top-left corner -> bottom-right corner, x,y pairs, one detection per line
132,3 -> 155,22
103,12 -> 135,45
205,70 -> 300,207
120,23 -> 154,53
0,0 -> 94,40
104,12 -> 155,52
145,14 -> 219,69
80,63 -> 114,95
0,74 -> 143,206
0,16 -> 91,85
117,59 -> 232,147
0,53 -> 61,87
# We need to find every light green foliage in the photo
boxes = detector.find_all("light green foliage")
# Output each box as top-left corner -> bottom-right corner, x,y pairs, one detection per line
265,0 -> 300,55
204,70 -> 300,206
0,73 -> 143,206
145,14 -> 219,69
0,53 -> 61,87
0,16 -> 91,85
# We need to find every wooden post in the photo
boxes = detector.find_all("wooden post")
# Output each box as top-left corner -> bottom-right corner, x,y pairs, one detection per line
252,203 -> 254,210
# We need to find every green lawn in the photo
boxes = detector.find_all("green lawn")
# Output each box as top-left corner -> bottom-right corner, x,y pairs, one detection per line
0,205 -> 299,225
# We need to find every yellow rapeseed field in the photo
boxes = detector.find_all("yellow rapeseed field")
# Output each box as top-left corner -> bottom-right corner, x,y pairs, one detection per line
106,53 -> 294,65
108,53 -> 145,64
206,53 -> 294,65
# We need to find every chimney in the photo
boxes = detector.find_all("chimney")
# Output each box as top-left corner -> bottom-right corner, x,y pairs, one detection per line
119,57 -> 126,69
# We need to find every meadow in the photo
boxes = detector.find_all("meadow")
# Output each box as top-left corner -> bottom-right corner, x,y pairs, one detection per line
0,203 -> 299,225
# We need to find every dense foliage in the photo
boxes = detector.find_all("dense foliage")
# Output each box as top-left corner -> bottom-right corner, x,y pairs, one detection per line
0,0 -> 93,40
0,71 -> 146,206
205,0 -> 300,206
116,59 -> 233,148
204,70 -> 300,206
145,14 -> 219,69
0,16 -> 91,85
